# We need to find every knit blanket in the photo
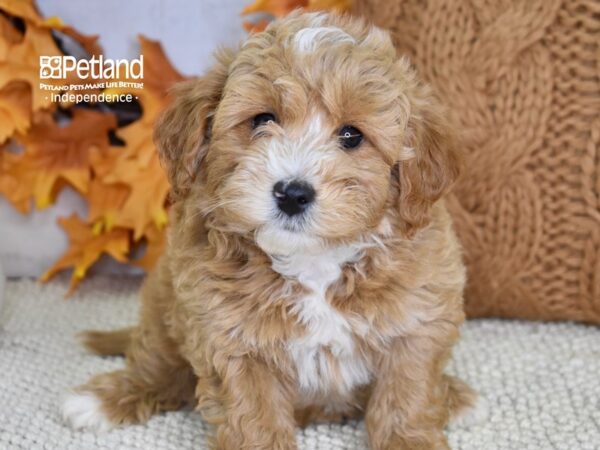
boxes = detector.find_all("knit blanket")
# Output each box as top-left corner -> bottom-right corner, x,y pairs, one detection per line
351,0 -> 600,324
1,276 -> 599,449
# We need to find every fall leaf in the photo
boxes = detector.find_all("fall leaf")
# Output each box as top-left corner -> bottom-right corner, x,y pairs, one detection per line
0,0 -> 103,52
0,146 -> 35,213
102,152 -> 170,240
0,0 -> 42,25
0,18 -> 61,110
137,36 -> 186,104
133,223 -> 166,271
99,36 -> 185,239
105,36 -> 185,121
0,79 -> 31,143
241,0 -> 351,32
0,12 -> 23,51
15,108 -> 116,208
103,35 -> 185,167
0,0 -> 102,113
242,0 -> 307,17
87,178 -> 129,233
43,17 -> 103,57
243,19 -> 272,33
307,0 -> 352,11
41,214 -> 130,294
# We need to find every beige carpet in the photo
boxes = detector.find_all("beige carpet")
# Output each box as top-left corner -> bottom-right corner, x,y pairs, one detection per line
1,276 -> 599,449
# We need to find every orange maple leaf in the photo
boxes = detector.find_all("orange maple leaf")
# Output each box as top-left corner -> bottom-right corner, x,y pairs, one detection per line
98,36 -> 185,240
41,214 -> 130,294
42,16 -> 102,57
0,1 -> 176,287
133,223 -> 166,271
0,0 -> 42,25
241,0 -> 351,32
0,0 -> 102,114
307,0 -> 352,11
102,36 -> 185,168
87,178 -> 130,233
105,36 -> 185,124
243,19 -> 272,33
0,79 -> 31,143
14,108 -> 116,209
0,11 -> 23,52
0,146 -> 35,213
137,36 -> 187,104
0,0 -> 102,54
102,152 -> 170,240
0,17 -> 61,110
242,0 -> 307,17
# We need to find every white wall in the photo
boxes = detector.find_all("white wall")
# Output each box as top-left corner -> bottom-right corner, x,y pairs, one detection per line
38,0 -> 249,76
0,0 -> 249,276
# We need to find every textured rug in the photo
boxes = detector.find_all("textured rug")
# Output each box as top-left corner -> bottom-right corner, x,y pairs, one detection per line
1,276 -> 599,450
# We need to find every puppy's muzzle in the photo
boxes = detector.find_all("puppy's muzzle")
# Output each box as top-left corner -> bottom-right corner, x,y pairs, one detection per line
273,180 -> 315,217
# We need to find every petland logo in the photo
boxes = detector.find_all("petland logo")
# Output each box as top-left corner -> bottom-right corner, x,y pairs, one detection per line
39,55 -> 144,104
39,55 -> 144,80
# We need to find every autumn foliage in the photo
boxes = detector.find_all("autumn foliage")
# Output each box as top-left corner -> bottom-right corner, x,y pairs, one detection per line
242,0 -> 350,32
0,0 -> 348,293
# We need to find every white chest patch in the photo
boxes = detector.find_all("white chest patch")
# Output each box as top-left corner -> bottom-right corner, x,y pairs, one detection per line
270,245 -> 372,395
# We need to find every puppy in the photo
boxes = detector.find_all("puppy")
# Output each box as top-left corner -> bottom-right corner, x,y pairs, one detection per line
63,12 -> 484,450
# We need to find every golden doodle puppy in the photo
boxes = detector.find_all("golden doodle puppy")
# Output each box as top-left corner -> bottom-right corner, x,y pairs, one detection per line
63,11 -> 486,450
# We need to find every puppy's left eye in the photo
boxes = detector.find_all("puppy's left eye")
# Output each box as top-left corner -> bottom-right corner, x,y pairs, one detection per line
338,125 -> 363,150
252,113 -> 276,129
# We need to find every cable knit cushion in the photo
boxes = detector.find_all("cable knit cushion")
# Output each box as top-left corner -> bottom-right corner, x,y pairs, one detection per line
352,0 -> 600,322
1,276 -> 600,449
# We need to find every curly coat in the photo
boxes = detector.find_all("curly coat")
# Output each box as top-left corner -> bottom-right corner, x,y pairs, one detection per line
63,12 -> 479,450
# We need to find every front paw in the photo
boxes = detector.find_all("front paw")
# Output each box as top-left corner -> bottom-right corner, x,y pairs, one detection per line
215,425 -> 297,450
62,390 -> 115,432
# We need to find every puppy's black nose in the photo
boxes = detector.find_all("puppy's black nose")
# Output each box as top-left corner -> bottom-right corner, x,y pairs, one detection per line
273,180 -> 315,217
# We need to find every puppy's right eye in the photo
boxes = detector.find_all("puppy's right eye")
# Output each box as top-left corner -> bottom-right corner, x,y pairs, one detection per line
251,113 -> 276,129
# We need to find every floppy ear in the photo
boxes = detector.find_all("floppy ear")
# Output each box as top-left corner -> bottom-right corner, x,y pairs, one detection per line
154,49 -> 234,200
397,86 -> 462,236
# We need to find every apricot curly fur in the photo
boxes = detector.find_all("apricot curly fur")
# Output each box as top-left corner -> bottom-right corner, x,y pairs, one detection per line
67,12 -> 477,450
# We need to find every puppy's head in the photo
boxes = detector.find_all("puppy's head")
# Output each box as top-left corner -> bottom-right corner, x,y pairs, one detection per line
155,12 -> 460,256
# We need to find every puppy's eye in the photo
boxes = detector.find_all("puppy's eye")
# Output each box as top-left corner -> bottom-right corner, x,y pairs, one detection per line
251,113 -> 276,129
338,125 -> 363,150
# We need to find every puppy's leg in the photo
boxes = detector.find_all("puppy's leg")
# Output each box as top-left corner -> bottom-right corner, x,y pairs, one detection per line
294,387 -> 370,427
197,356 -> 297,450
63,326 -> 195,431
445,375 -> 488,429
63,265 -> 195,431
366,330 -> 457,450
294,405 -> 362,428
78,327 -> 134,356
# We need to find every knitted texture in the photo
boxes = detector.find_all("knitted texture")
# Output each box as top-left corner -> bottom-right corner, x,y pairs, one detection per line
1,276 -> 600,449
352,0 -> 600,322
